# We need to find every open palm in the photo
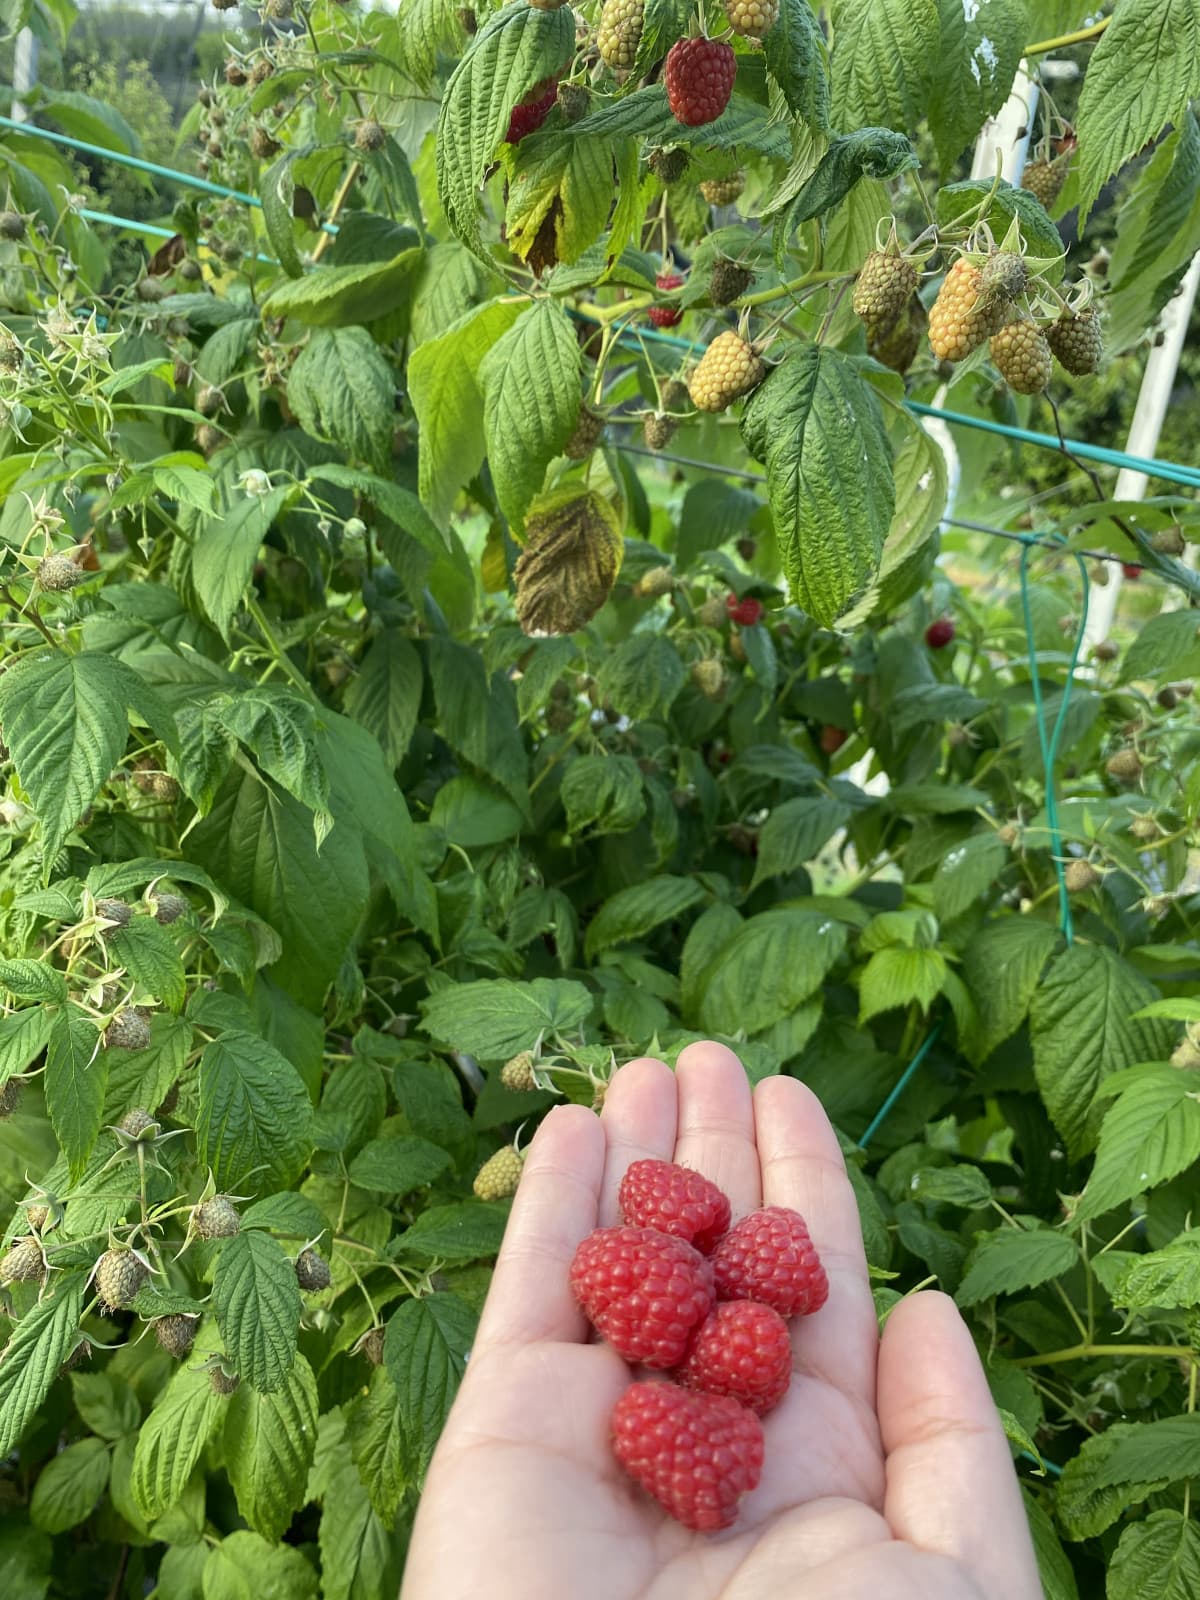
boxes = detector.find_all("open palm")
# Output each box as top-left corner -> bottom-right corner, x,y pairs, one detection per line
403,1042 -> 1042,1600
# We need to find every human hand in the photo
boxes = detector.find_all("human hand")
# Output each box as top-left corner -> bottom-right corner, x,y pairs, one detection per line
402,1042 -> 1042,1600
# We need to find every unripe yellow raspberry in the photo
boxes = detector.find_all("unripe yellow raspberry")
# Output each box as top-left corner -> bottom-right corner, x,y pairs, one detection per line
500,1051 -> 537,1092
474,1146 -> 524,1200
725,0 -> 779,38
929,258 -> 1007,362
598,0 -> 644,70
699,171 -> 745,207
852,250 -> 918,330
687,332 -> 765,413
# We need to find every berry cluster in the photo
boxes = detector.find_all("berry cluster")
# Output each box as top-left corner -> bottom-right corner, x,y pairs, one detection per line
569,1158 -> 827,1531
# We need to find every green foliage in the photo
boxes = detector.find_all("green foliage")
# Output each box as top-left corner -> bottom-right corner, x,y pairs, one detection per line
0,1 -> 1198,1597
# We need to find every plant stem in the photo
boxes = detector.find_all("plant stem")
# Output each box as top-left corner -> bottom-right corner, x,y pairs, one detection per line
1026,18 -> 1110,56
244,595 -> 318,701
1015,1342 -> 1197,1368
313,161 -> 362,263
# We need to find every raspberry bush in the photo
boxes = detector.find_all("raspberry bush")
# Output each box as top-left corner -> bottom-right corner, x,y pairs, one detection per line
0,0 -> 1199,1594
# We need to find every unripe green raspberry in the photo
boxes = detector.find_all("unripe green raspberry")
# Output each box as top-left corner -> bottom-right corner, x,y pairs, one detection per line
979,250 -> 1029,303
852,249 -> 918,330
648,146 -> 688,185
354,119 -> 387,153
0,1079 -> 23,1118
989,320 -> 1052,395
473,1146 -> 524,1200
295,1248 -> 331,1291
709,255 -> 754,307
696,595 -> 728,628
1129,814 -> 1159,841
94,1249 -> 148,1311
1106,747 -> 1142,783
1046,308 -> 1103,376
699,171 -> 745,207
36,554 -> 87,591
1064,859 -> 1100,893
0,210 -> 26,241
500,1051 -> 537,1092
193,1195 -> 241,1240
105,1011 -> 151,1051
643,411 -> 678,450
95,898 -> 132,927
635,565 -> 676,598
154,1313 -> 199,1358
154,892 -> 189,925
691,658 -> 727,700
209,1363 -> 240,1395
1151,526 -> 1185,556
0,1237 -> 44,1284
119,1108 -> 157,1138
564,406 -> 605,460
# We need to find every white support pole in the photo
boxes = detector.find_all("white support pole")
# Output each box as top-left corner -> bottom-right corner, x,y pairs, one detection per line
12,27 -> 39,124
1083,249 -> 1200,644
971,64 -> 1038,186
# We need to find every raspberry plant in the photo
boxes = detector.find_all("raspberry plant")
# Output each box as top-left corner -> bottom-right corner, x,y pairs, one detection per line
1,0 -> 1200,1594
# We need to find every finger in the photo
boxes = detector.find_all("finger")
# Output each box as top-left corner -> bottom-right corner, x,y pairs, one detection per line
878,1291 -> 1042,1600
474,1104 -> 605,1350
671,1041 -> 761,1219
596,1055 -> 678,1226
754,1076 -> 878,1411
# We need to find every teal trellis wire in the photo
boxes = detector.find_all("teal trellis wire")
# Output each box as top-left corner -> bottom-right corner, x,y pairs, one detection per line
77,207 -> 278,266
856,1020 -> 945,1151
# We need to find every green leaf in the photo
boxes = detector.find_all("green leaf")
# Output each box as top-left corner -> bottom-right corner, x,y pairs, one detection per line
1030,944 -> 1173,1160
436,3 -> 576,256
937,180 -> 1066,277
196,1032 -> 315,1194
0,1005 -> 59,1087
763,0 -> 831,131
242,1191 -> 331,1240
962,918 -> 1058,1064
698,909 -> 847,1035
741,345 -> 893,628
505,133 -> 617,269
0,650 -> 177,864
0,1520 -> 51,1600
929,0 -> 1028,168
29,1437 -> 110,1534
408,299 -> 525,528
932,833 -> 1006,923
573,88 -> 793,159
1112,1231 -> 1200,1309
393,1202 -> 508,1262
193,486 -> 296,641
287,329 -> 395,469
106,916 -> 187,1011
597,635 -> 685,722
70,1372 -> 141,1441
561,754 -> 645,837
131,1357 -> 224,1523
478,300 -> 582,531
911,1164 -> 993,1209
1076,1067 -> 1200,1221
318,1443 -> 403,1600
829,0 -> 939,132
1076,0 -> 1200,226
751,796 -> 851,888
202,1530 -> 319,1600
307,464 -> 446,558
430,775 -> 525,848
1096,1414 -> 1200,1489
0,958 -> 67,1004
44,1007 -> 106,1181
838,415 -> 947,625
346,1368 -> 406,1523
348,1134 -> 452,1196
1108,1511 -> 1200,1600
584,876 -> 704,960
674,480 -> 761,572
1120,608 -> 1200,685
344,629 -> 423,767
771,127 -> 917,231
1105,113 -> 1200,354
420,976 -> 593,1058
955,1226 -> 1080,1306
384,1291 -> 476,1483
37,88 -> 137,154
224,1354 -> 318,1541
0,1280 -> 85,1459
262,249 -> 422,327
1057,1425 -> 1168,1541
859,945 -> 946,1022
213,1229 -> 302,1393
258,149 -> 304,279
1022,1490 -> 1080,1600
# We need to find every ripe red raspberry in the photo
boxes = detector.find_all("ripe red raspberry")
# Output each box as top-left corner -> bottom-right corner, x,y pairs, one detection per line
504,77 -> 558,145
1122,563 -> 1142,580
819,724 -> 848,754
570,1226 -> 715,1367
648,271 -> 685,328
665,38 -> 737,128
726,596 -> 763,627
925,617 -> 955,649
676,1299 -> 792,1414
611,1381 -> 764,1530
710,1206 -> 828,1318
619,1159 -> 731,1253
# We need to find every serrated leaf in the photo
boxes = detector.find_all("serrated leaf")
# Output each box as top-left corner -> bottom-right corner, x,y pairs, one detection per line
106,915 -> 186,1010
1076,1067 -> 1200,1221
770,127 -> 917,231
348,1134 -> 452,1196
393,1202 -> 508,1262
287,329 -> 394,470
929,0 -> 1028,168
346,1367 -> 406,1522
420,976 -> 592,1058
0,650 -> 177,864
932,832 -> 1006,923
1111,1231 -> 1200,1309
597,635 -> 685,722
0,1005 -> 59,1086
308,464 -> 446,557
559,753 -> 644,838
196,1031 -> 315,1194
0,1280 -> 85,1459
224,1354 -> 318,1540
505,132 -> 617,268
1057,1424 -> 1168,1541
570,87 -> 794,159
262,249 -> 422,327
202,1530 -> 319,1600
1107,1511 -> 1200,1600
212,1229 -> 301,1393
478,300 -> 582,531
131,1358 -> 224,1523
1096,1414 -> 1200,1489
1076,0 -> 1200,227
955,1226 -> 1080,1306
829,0 -> 939,132
436,3 -> 576,256
318,1446 -> 403,1600
763,0 -> 831,131
70,1371 -> 141,1441
0,959 -> 67,1003
741,344 -> 893,627
242,1191 -> 331,1241
698,909 -> 847,1035
859,946 -> 946,1023
1104,113 -> 1200,355
45,1007 -> 106,1181
1119,609 -> 1200,685
340,629 -> 422,770
408,299 -> 524,528
29,1437 -> 110,1534
1022,1489 -> 1080,1600
258,149 -> 304,279
838,416 -> 947,625
193,486 -> 296,641
1030,944 -> 1173,1160
962,918 -> 1058,1064
911,1164 -> 993,1208
751,796 -> 851,889
584,876 -> 704,959
384,1291 -> 476,1482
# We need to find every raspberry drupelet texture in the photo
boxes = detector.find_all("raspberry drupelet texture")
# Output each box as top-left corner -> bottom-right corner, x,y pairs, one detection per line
687,331 -> 765,412
665,38 -> 737,128
570,1225 -> 715,1367
611,1381 -> 764,1530
676,1299 -> 793,1414
710,1206 -> 828,1317
648,271 -> 685,327
618,1159 -> 732,1253
990,320 -> 1053,395
1046,307 -> 1103,375
725,0 -> 779,40
928,258 -> 1007,362
852,250 -> 918,331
